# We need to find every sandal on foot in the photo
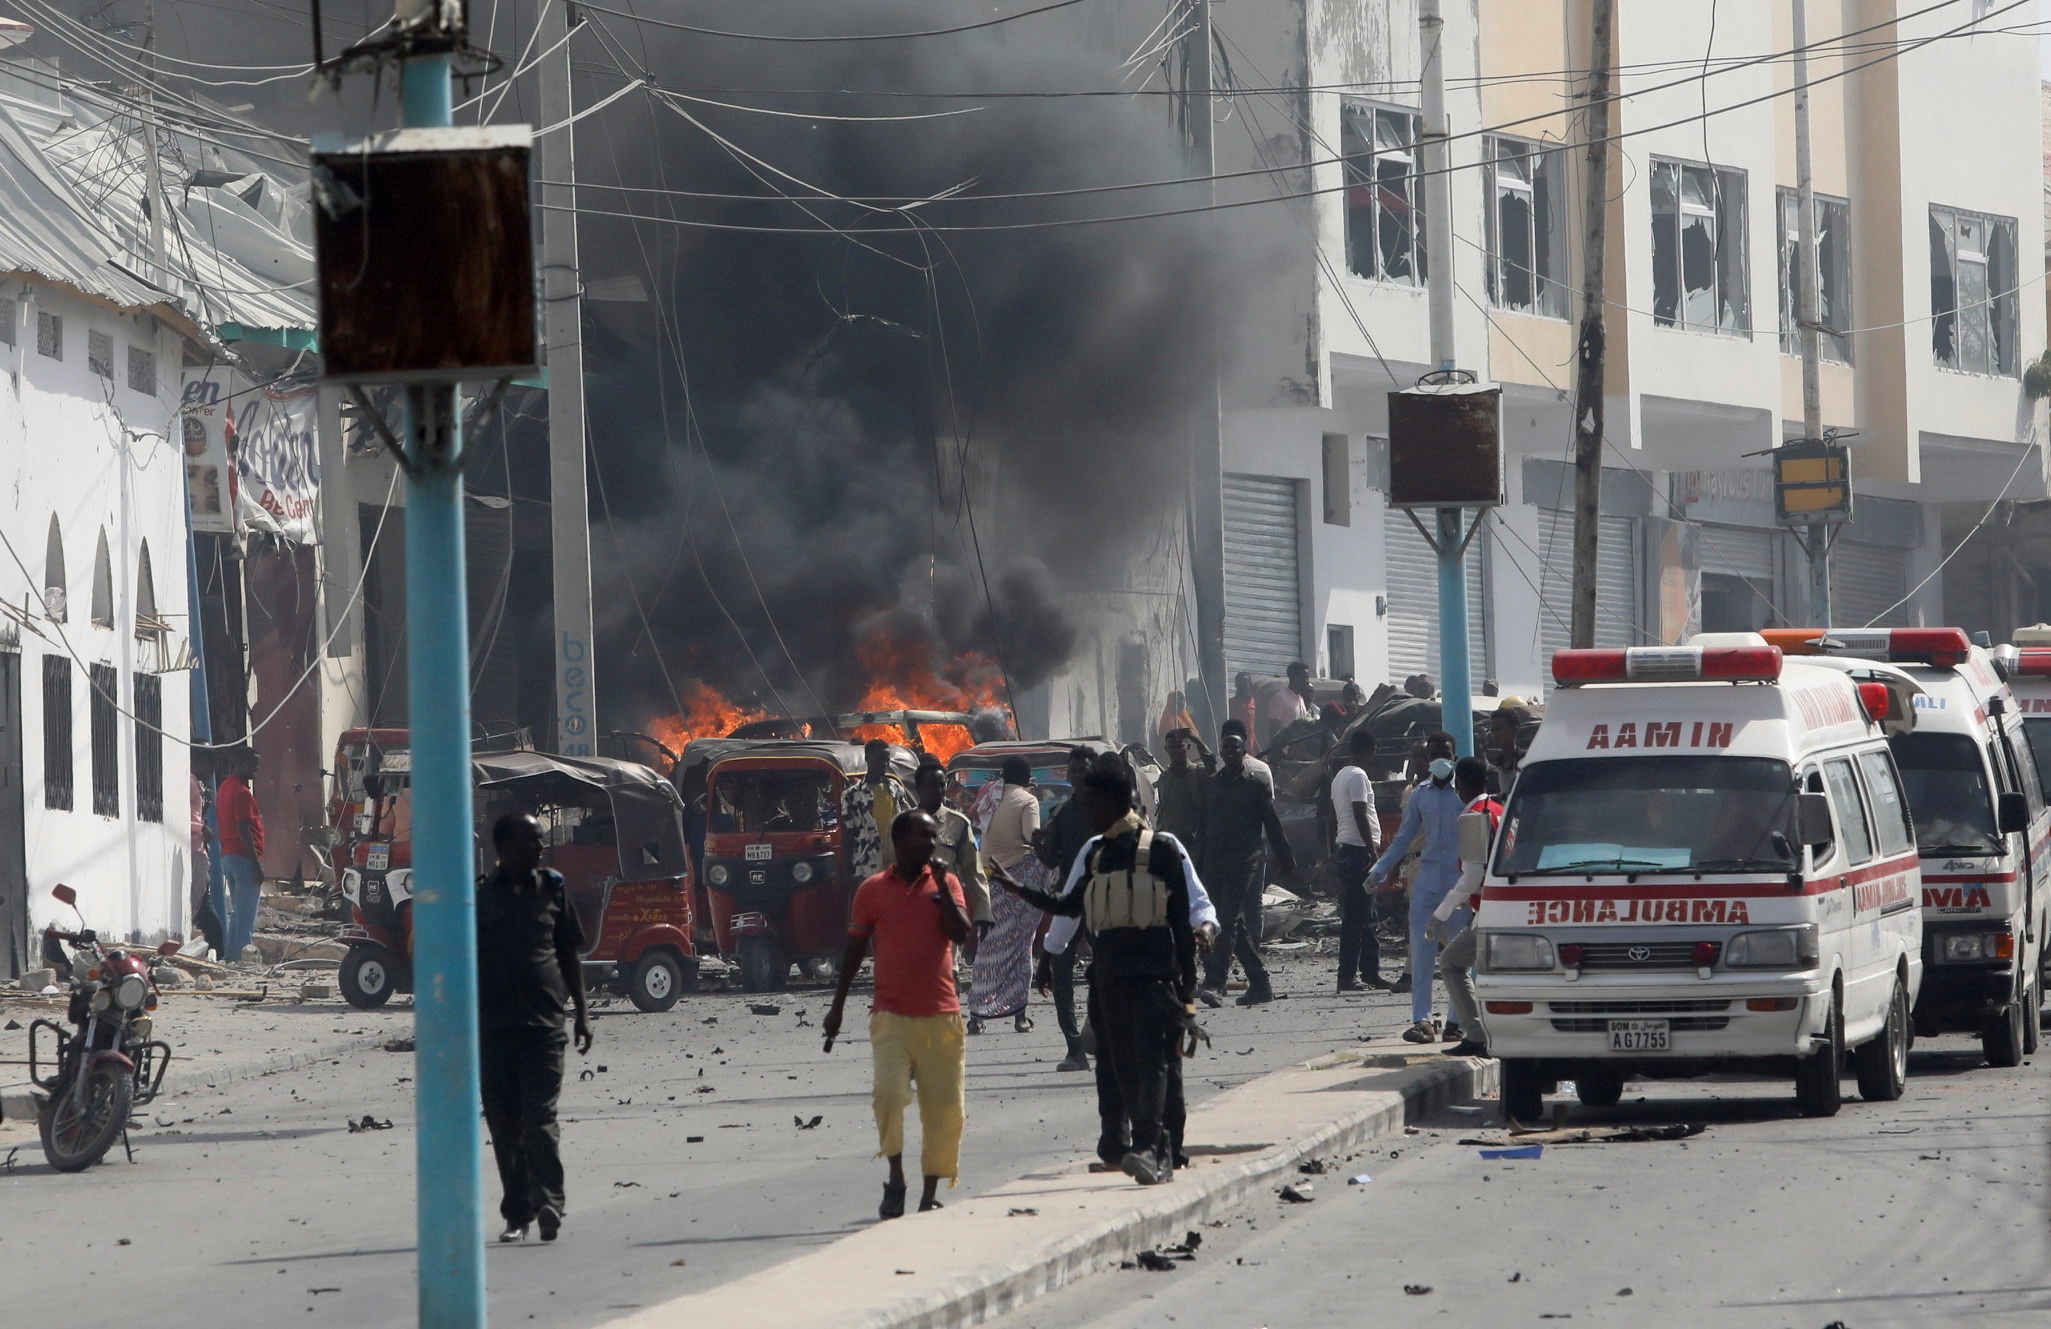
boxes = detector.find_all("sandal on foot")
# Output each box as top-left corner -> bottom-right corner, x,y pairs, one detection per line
879,1181 -> 907,1220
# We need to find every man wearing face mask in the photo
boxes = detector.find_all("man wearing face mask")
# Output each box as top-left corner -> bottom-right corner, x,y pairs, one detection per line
1370,747 -> 1469,1042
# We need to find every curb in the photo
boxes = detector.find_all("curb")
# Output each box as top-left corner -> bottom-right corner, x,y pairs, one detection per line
611,1050 -> 1501,1329
2,1029 -> 400,1127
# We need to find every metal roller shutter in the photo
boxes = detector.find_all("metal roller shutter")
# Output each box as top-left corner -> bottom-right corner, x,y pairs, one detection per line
1383,509 -> 1489,682
1223,475 -> 1304,675
1531,509 -> 1643,660
1831,541 -> 1911,628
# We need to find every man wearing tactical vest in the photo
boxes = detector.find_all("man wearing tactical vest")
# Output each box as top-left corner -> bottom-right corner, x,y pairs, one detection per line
1000,766 -> 1210,1186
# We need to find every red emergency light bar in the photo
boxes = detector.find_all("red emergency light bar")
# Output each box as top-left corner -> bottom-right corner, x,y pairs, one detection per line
1762,627 -> 1972,668
1552,645 -> 1783,687
2008,648 -> 2051,677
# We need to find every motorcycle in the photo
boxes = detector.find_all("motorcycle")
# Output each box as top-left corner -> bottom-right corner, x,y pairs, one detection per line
28,884 -> 177,1172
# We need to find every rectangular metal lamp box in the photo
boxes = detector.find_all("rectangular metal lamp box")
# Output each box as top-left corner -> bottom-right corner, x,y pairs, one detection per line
1386,382 -> 1503,508
311,126 -> 538,382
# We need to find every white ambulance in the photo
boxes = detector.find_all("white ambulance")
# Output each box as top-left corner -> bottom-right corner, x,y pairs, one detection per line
1474,634 -> 1922,1121
1768,628 -> 2045,1069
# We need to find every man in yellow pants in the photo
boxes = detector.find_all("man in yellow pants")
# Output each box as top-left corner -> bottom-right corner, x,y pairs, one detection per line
824,808 -> 975,1219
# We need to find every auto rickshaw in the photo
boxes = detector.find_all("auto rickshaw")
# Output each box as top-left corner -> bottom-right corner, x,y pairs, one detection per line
332,743 -> 699,1012
701,740 -> 916,992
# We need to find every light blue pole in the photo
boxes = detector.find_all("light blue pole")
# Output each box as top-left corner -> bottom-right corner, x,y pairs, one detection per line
399,52 -> 485,1329
1437,507 -> 1473,758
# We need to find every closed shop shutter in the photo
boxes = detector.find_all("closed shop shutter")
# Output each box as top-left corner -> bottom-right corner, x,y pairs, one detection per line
1223,475 -> 1303,675
1698,524 -> 1778,584
1831,541 -> 1911,628
1531,509 -> 1642,660
1383,509 -> 1489,683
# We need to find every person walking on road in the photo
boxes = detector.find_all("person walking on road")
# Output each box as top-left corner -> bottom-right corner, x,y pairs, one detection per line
824,809 -> 975,1219
477,813 -> 593,1244
215,747 -> 266,962
1331,730 -> 1387,992
1429,758 -> 1503,1056
1003,766 -> 1209,1185
1198,727 -> 1295,1008
842,738 -> 913,881
1033,748 -> 1099,1071
1371,749 -> 1467,1042
967,757 -> 1043,1035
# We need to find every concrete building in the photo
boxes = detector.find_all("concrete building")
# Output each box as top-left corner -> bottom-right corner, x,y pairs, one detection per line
1191,0 -> 2047,707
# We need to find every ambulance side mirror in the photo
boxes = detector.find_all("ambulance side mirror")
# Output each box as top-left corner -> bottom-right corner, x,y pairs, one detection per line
1998,792 -> 2029,836
1796,793 -> 1834,848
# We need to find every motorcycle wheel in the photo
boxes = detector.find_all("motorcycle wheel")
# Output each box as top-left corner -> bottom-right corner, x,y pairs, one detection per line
340,943 -> 400,1010
39,1062 -> 133,1172
737,936 -> 787,993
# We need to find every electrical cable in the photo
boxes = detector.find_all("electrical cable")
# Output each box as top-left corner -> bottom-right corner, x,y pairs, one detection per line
573,0 -> 1091,43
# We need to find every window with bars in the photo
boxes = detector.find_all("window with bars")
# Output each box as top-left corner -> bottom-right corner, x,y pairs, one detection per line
134,673 -> 163,823
88,329 -> 114,379
88,664 -> 119,818
127,344 -> 156,394
37,309 -> 62,360
43,655 -> 72,811
1930,204 -> 2019,376
1776,188 -> 1852,363
1341,102 -> 1426,286
1484,135 -> 1568,318
1651,157 -> 1750,336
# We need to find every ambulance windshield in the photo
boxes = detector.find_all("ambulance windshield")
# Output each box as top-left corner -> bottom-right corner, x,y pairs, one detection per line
1494,757 -> 1797,876
1886,732 -> 2000,855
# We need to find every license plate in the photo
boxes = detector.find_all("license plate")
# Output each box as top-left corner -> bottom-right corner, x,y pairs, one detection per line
744,843 -> 772,862
1607,1019 -> 1670,1052
366,844 -> 390,871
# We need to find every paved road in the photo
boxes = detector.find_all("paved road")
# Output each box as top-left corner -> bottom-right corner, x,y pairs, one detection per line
0,950 -> 1418,1328
990,1034 -> 2049,1329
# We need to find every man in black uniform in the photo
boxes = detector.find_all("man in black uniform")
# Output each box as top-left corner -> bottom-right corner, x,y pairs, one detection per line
1199,728 -> 1297,1007
1004,767 -> 1203,1185
477,812 -> 593,1244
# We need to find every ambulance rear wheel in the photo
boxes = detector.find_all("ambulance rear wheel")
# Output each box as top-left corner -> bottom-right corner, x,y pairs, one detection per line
1498,1059 -> 1544,1124
1982,995 -> 2025,1069
1852,978 -> 1909,1103
1575,1067 -> 1625,1108
1794,994 -> 1844,1118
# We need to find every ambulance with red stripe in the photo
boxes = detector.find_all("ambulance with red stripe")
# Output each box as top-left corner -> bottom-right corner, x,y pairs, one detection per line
1473,634 -> 1922,1122
1766,628 -> 2044,1070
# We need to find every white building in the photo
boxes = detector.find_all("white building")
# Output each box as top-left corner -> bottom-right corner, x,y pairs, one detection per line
0,105 -> 198,969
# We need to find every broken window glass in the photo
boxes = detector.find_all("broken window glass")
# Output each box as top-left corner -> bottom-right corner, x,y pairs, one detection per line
1930,204 -> 2018,376
1651,157 -> 1749,337
1485,136 -> 1566,318
1776,188 -> 1851,363
1340,101 -> 1425,286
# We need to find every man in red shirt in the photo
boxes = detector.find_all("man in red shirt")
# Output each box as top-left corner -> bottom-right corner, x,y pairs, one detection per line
823,808 -> 974,1219
214,747 -> 266,962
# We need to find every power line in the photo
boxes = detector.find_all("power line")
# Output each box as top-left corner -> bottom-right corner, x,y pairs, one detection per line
573,0 -> 1091,43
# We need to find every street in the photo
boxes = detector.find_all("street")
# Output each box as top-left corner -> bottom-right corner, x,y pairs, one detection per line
989,1036 -> 2049,1329
0,951 -> 1418,1328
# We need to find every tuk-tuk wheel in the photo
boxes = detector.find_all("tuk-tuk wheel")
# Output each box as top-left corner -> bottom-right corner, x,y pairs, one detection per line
738,936 -> 788,993
628,950 -> 687,1013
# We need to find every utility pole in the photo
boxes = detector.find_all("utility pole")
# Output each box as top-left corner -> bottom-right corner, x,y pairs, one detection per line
1185,0 -> 1227,738
538,0 -> 597,755
138,0 -> 167,275
1419,0 -> 1473,755
396,7 -> 483,1324
1791,0 -> 1834,623
1569,0 -> 1614,650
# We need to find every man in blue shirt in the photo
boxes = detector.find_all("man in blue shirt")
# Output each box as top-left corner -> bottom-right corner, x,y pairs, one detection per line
1370,751 -> 1467,1042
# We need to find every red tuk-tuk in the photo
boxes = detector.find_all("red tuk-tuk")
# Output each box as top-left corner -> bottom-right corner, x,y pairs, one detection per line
329,737 -> 699,1012
701,740 -> 916,991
